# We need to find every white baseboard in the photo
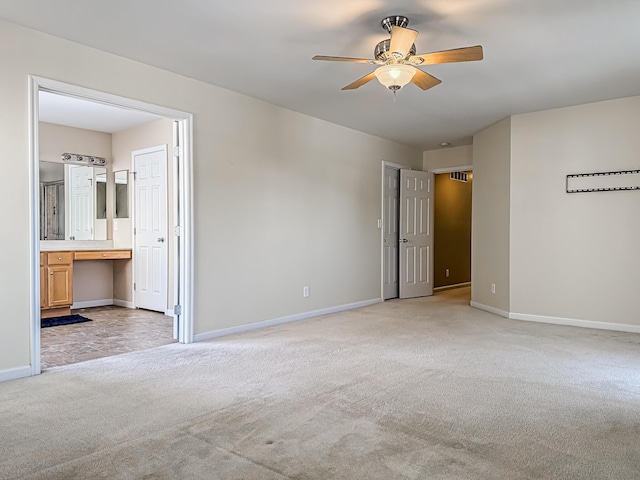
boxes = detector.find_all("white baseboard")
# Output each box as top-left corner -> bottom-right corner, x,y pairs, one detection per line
434,282 -> 471,293
72,299 -> 113,309
470,301 -> 640,334
470,301 -> 510,318
509,312 -> 640,334
164,309 -> 175,317
195,298 -> 382,342
113,299 -> 135,309
0,366 -> 32,383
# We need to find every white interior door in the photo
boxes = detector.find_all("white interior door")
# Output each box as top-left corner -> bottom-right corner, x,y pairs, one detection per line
67,165 -> 94,240
399,169 -> 434,299
383,166 -> 400,299
134,146 -> 168,313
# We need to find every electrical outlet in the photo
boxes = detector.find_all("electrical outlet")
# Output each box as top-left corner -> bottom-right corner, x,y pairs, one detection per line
303,286 -> 309,298
491,283 -> 496,294
445,268 -> 450,277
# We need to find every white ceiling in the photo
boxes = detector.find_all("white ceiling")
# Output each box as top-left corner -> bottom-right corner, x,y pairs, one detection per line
3,0 -> 640,149
39,91 -> 161,133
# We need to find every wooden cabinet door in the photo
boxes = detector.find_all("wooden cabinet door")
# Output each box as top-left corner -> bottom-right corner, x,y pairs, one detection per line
40,266 -> 47,309
47,265 -> 73,307
40,253 -> 47,309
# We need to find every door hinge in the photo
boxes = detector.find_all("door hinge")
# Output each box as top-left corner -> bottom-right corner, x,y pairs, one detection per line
174,225 -> 182,237
133,283 -> 136,291
174,304 -> 182,315
133,227 -> 136,235
174,146 -> 182,157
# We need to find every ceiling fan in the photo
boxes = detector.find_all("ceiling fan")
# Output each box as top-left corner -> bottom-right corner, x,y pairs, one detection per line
313,15 -> 483,95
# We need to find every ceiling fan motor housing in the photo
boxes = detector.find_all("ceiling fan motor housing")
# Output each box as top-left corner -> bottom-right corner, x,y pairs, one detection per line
375,39 -> 416,61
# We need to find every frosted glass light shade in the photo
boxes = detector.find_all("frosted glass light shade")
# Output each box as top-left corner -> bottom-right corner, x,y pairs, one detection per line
374,64 -> 415,90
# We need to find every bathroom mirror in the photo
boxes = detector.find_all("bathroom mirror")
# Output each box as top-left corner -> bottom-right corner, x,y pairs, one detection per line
114,170 -> 129,218
39,161 -> 108,241
96,172 -> 107,219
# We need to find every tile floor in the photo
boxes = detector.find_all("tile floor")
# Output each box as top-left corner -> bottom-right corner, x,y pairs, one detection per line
40,305 -> 176,369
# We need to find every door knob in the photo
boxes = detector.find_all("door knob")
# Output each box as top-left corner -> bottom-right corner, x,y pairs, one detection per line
401,238 -> 408,243
157,237 -> 165,243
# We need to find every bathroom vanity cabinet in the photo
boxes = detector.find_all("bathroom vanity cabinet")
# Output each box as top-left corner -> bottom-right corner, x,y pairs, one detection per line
40,249 -> 132,319
40,252 -> 73,317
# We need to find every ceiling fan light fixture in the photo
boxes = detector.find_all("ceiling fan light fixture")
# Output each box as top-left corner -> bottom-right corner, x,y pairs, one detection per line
374,64 -> 415,91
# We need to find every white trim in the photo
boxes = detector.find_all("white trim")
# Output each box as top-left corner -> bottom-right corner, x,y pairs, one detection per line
178,117 -> 195,344
428,165 -> 473,174
28,76 -> 195,381
113,299 -> 134,309
171,121 -> 180,341
434,282 -> 471,293
380,162 -> 387,299
0,366 -> 32,382
195,298 -> 382,342
165,309 -> 176,317
470,301 -> 510,318
72,299 -> 114,309
29,77 -> 41,376
33,77 -> 184,120
509,312 -> 640,334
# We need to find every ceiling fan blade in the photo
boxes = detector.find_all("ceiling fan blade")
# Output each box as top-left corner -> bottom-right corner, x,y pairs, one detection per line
411,69 -> 442,90
342,72 -> 377,90
313,55 -> 374,64
389,26 -> 419,59
409,46 -> 483,65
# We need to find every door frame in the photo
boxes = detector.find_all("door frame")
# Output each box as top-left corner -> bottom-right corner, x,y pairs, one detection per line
380,161 -> 410,300
427,164 -> 473,292
28,76 -> 195,376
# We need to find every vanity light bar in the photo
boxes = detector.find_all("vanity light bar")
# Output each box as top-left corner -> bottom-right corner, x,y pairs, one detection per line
61,153 -> 107,166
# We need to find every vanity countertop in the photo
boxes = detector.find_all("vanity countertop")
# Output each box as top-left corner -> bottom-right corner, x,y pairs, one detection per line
40,240 -> 132,252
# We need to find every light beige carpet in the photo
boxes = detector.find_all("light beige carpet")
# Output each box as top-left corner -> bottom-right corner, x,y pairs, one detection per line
1,288 -> 639,479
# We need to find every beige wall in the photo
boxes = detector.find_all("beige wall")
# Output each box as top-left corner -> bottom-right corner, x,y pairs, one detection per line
39,122 -> 112,164
423,145 -> 473,171
434,173 -> 472,288
111,119 -> 174,305
510,96 -> 640,326
0,20 -> 421,374
471,117 -> 511,312
73,261 -> 114,304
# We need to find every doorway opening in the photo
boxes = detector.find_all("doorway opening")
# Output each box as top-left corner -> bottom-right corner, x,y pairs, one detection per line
29,77 -> 194,375
432,169 -> 473,293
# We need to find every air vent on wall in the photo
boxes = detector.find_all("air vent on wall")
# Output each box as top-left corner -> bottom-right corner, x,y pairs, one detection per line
450,171 -> 469,182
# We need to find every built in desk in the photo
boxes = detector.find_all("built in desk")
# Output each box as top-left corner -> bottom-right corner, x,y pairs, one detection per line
40,249 -> 132,319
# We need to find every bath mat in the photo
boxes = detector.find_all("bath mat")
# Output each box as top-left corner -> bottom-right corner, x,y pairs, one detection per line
41,314 -> 92,328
